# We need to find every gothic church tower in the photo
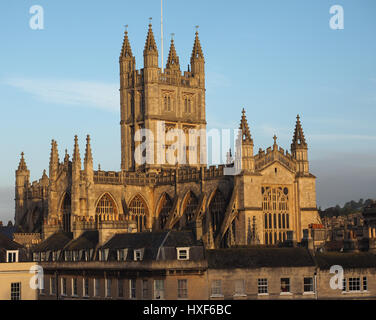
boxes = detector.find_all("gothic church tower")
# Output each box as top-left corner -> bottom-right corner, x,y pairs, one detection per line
120,22 -> 207,172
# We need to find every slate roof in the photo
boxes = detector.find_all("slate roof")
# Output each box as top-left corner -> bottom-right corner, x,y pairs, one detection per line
0,226 -> 18,240
102,231 -> 199,250
32,232 -> 73,252
64,231 -> 98,251
102,231 -> 168,250
0,232 -> 23,251
315,252 -> 376,269
206,247 -> 315,269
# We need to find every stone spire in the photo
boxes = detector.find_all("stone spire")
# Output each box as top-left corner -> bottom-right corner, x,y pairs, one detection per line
17,152 -> 28,171
239,108 -> 253,144
143,19 -> 159,70
291,115 -> 309,174
120,26 -> 133,59
72,135 -> 81,167
235,108 -> 254,173
84,135 -> 93,170
190,28 -> 204,62
166,36 -> 180,71
291,114 -> 307,151
144,19 -> 158,55
49,140 -> 59,180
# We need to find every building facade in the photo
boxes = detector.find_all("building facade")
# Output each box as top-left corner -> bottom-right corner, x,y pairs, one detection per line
14,22 -> 321,248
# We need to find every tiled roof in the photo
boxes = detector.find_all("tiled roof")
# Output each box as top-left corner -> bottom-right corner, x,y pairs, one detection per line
206,247 -> 315,269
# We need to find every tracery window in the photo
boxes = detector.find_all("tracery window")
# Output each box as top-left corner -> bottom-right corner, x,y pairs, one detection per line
262,186 -> 290,245
129,195 -> 147,232
210,191 -> 226,234
158,193 -> 173,230
184,97 -> 193,113
96,194 -> 117,215
61,193 -> 71,233
163,94 -> 173,111
183,192 -> 198,224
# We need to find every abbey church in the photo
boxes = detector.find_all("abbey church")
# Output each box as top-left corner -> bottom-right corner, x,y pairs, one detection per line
14,22 -> 321,248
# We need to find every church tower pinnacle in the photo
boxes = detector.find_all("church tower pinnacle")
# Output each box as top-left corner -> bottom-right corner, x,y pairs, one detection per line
165,34 -> 180,73
236,108 -> 254,172
291,115 -> 309,174
190,27 -> 205,87
143,18 -> 159,69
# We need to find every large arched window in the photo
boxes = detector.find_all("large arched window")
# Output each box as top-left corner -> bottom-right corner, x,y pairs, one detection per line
158,194 -> 173,230
262,186 -> 290,245
61,193 -> 71,233
129,195 -> 148,232
96,194 -> 117,216
209,190 -> 226,235
182,192 -> 198,224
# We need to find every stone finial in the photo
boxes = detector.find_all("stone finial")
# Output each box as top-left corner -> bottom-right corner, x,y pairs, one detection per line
17,152 -> 28,171
191,27 -> 204,62
291,114 -> 307,149
120,24 -> 133,58
166,35 -> 180,71
144,18 -> 158,54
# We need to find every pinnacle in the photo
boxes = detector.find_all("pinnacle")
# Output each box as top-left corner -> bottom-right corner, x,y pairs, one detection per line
120,28 -> 133,59
166,38 -> 180,70
292,114 -> 307,147
17,152 -> 28,171
144,21 -> 158,54
238,108 -> 253,143
191,30 -> 204,62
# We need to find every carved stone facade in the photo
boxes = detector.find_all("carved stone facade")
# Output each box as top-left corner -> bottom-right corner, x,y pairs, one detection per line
14,22 -> 321,247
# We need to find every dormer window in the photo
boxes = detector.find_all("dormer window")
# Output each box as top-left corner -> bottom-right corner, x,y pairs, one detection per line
99,249 -> 109,261
6,250 -> 19,263
33,252 -> 40,262
134,249 -> 144,261
117,249 -> 128,261
177,247 -> 190,260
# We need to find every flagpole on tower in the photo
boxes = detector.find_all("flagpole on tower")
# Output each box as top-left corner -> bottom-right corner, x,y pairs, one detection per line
161,0 -> 164,73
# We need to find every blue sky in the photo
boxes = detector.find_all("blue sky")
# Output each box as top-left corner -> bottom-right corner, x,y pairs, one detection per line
0,0 -> 376,222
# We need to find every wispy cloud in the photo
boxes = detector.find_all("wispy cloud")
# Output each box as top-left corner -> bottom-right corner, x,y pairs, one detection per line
3,77 -> 119,112
310,133 -> 376,141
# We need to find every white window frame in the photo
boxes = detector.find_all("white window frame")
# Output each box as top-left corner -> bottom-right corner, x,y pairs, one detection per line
61,278 -> 67,296
177,279 -> 188,299
257,278 -> 268,295
105,278 -> 112,298
72,278 -> 78,297
94,278 -> 100,297
134,249 -> 144,261
177,247 -> 190,261
117,249 -> 128,261
280,278 -> 292,295
348,277 -> 361,292
153,279 -> 165,300
6,250 -> 19,263
83,278 -> 89,298
10,282 -> 21,300
303,277 -> 315,294
142,279 -> 148,300
210,279 -> 223,298
129,279 -> 136,299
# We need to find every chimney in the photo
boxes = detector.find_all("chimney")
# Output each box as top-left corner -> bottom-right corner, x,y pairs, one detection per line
0,221 -> 3,227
